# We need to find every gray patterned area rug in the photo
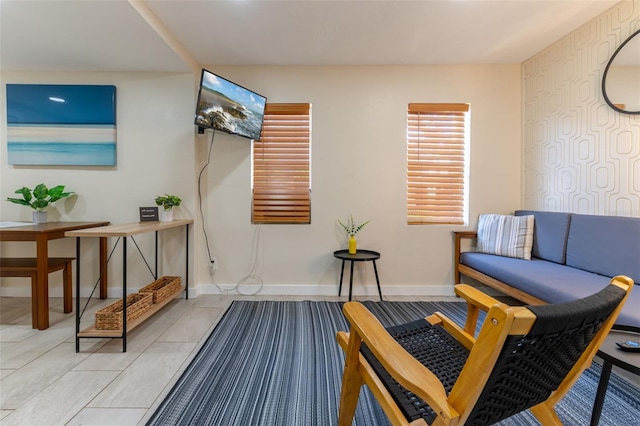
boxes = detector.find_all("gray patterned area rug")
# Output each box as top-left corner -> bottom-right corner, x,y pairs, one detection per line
146,301 -> 640,425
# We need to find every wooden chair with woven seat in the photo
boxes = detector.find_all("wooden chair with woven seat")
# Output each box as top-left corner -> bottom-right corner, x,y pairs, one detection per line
336,275 -> 634,426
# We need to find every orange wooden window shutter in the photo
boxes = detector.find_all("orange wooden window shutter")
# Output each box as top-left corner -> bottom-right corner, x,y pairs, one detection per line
252,103 -> 311,224
407,103 -> 469,225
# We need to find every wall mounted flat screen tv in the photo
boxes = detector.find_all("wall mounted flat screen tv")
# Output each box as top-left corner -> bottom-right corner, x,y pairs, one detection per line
194,69 -> 267,140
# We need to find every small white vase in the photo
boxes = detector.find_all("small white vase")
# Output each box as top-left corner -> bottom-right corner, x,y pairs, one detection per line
32,211 -> 48,223
159,209 -> 173,222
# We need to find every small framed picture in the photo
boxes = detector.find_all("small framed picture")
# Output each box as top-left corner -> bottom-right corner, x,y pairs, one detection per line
139,207 -> 159,222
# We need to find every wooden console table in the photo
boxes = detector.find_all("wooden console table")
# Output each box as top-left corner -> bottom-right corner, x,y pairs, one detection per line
0,221 -> 109,329
66,219 -> 192,352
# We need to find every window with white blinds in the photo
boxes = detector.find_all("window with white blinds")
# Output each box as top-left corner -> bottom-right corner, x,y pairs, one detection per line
252,103 -> 311,224
407,103 -> 469,225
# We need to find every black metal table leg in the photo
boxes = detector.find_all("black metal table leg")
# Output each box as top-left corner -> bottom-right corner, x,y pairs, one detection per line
122,237 -> 127,353
185,224 -> 189,299
590,360 -> 612,426
75,237 -> 81,352
349,260 -> 354,301
372,260 -> 382,301
154,231 -> 158,280
338,259 -> 345,296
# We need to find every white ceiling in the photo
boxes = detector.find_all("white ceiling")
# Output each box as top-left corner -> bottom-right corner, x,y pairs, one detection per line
0,0 -> 621,73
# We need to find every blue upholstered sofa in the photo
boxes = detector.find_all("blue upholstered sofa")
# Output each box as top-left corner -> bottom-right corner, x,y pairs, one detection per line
454,210 -> 640,329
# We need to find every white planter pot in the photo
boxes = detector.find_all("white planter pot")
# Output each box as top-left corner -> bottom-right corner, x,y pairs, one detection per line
159,209 -> 173,222
32,211 -> 48,223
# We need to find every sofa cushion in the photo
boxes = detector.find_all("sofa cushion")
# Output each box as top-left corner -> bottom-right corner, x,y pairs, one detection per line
515,210 -> 571,264
460,252 -> 639,328
461,252 -> 609,302
476,214 -> 534,260
565,214 -> 640,283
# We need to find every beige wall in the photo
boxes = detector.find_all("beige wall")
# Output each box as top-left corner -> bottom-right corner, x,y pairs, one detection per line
1,65 -> 522,298
0,72 -> 196,298
196,65 -> 522,296
523,0 -> 640,216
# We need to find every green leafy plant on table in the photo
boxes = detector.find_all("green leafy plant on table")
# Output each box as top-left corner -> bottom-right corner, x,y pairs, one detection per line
155,194 -> 182,222
155,194 -> 182,211
6,183 -> 74,211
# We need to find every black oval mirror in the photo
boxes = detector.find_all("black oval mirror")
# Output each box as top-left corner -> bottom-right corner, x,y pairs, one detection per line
602,29 -> 640,114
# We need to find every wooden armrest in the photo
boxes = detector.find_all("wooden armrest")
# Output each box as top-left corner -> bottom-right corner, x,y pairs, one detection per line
453,231 -> 477,283
455,284 -> 500,311
429,313 -> 476,350
452,231 -> 477,238
452,231 -> 478,251
342,301 -> 458,423
454,284 -> 502,336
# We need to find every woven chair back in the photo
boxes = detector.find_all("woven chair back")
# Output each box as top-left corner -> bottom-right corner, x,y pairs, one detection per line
465,284 -> 626,425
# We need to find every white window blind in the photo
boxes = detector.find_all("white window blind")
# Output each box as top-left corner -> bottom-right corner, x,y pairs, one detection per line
407,103 -> 469,225
252,103 -> 311,224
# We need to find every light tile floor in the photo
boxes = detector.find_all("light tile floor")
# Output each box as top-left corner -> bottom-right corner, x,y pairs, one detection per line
0,293 -> 638,425
0,292 -> 452,426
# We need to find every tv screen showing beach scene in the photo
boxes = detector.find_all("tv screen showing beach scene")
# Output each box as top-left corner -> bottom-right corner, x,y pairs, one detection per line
6,84 -> 116,166
194,69 -> 266,140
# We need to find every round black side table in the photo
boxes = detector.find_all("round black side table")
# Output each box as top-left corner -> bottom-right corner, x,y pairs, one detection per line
333,249 -> 382,301
590,327 -> 640,425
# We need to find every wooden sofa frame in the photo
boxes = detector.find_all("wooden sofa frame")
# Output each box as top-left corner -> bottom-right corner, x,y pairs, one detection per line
453,231 -> 547,306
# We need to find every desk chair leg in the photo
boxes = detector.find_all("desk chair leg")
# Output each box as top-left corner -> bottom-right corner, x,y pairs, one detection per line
530,402 -> 562,425
338,260 -> 345,296
349,261 -> 354,301
63,259 -> 73,313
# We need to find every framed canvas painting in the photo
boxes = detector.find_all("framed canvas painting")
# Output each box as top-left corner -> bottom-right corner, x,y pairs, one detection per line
6,84 -> 117,166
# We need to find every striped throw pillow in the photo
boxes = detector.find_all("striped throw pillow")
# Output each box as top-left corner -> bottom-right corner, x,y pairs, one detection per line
477,214 -> 534,260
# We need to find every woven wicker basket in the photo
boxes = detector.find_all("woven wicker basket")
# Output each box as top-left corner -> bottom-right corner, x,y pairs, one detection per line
139,276 -> 182,304
95,293 -> 153,330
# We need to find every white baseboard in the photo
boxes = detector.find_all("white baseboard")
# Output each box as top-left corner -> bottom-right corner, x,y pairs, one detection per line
192,283 -> 456,298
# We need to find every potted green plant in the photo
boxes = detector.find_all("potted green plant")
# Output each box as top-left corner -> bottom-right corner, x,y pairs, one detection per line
338,215 -> 369,254
155,194 -> 182,222
6,183 -> 74,223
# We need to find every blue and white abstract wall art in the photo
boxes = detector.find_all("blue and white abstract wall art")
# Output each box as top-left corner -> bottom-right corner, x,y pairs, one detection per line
6,84 -> 117,166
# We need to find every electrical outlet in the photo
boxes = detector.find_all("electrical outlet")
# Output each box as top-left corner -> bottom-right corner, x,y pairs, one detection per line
209,258 -> 218,274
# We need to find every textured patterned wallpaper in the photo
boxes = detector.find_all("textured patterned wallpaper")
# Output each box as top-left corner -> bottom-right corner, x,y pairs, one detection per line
523,0 -> 640,216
